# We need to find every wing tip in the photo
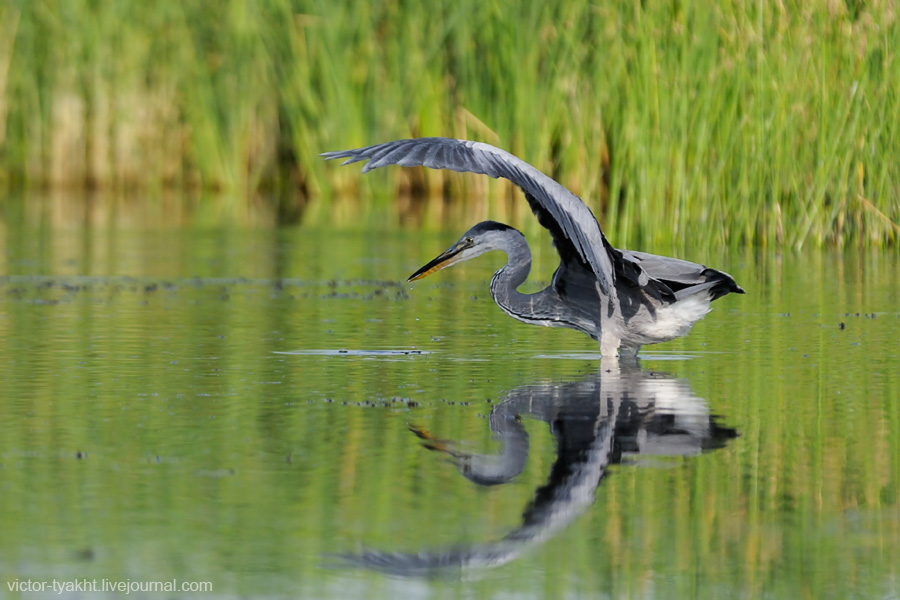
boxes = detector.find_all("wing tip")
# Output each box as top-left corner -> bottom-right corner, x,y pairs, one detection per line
320,150 -> 376,171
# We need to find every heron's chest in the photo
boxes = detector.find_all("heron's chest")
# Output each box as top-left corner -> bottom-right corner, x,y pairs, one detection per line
629,296 -> 712,342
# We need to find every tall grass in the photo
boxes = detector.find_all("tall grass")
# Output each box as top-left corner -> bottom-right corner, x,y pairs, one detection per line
0,0 -> 898,247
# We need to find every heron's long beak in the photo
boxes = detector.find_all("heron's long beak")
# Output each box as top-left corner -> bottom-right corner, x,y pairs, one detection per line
408,244 -> 467,281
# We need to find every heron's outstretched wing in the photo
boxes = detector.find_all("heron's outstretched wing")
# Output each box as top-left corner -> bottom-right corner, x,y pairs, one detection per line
322,138 -> 615,295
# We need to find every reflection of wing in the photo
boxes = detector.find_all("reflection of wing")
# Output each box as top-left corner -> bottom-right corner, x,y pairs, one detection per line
322,138 -> 616,295
336,391 -> 618,575
335,361 -> 736,576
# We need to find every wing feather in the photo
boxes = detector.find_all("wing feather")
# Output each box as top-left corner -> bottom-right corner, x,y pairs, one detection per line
323,138 -> 615,294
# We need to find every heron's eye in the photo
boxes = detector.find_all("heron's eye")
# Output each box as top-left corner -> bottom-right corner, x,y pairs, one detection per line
465,237 -> 474,244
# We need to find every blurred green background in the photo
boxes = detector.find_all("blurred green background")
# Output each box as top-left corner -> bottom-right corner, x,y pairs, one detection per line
0,0 -> 898,247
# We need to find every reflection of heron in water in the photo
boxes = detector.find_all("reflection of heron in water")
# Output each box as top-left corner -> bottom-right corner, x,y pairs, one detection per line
336,360 -> 737,577
323,138 -> 743,356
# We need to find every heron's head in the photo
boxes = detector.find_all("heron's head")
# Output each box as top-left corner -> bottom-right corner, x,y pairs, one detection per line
408,221 -> 522,282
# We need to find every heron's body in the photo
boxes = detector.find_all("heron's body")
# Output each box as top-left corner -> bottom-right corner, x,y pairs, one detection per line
322,138 -> 743,356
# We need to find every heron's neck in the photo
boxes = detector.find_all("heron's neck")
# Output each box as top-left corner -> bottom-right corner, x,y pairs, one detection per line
488,234 -> 534,314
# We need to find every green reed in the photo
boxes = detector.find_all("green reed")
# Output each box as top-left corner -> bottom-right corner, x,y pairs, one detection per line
0,0 -> 898,247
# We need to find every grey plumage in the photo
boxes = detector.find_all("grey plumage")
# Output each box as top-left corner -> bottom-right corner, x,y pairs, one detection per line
322,137 -> 744,356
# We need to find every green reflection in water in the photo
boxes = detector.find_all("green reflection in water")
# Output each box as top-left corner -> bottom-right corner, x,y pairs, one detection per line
0,200 -> 898,599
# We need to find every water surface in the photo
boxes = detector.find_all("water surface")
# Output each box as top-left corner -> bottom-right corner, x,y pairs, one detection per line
0,198 -> 897,599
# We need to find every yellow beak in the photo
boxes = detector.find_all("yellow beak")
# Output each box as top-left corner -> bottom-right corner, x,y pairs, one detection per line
408,244 -> 467,281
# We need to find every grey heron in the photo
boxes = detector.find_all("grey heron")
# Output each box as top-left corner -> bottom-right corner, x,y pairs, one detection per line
322,138 -> 744,356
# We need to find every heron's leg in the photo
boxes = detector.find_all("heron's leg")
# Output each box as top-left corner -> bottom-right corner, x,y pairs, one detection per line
599,332 -> 621,357
618,343 -> 641,358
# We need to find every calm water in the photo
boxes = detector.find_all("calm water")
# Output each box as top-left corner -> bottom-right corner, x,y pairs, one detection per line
0,198 -> 898,599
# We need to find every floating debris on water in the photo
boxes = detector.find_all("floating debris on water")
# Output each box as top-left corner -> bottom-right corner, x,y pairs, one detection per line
274,349 -> 432,357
